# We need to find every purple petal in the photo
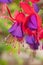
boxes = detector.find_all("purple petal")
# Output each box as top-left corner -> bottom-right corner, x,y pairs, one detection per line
8,22 -> 17,33
27,15 -> 38,30
25,35 -> 39,50
9,23 -> 23,38
33,3 -> 39,13
25,35 -> 35,44
30,42 -> 39,50
13,24 -> 23,38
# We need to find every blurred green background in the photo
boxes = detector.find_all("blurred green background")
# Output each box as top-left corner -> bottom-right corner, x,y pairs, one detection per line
0,0 -> 43,65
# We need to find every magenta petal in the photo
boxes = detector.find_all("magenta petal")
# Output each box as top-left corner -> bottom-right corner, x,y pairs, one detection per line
27,15 -> 38,30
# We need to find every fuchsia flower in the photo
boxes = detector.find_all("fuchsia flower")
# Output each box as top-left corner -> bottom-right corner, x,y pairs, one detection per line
20,2 -> 42,38
6,6 -> 24,38
6,1 -> 43,50
20,2 -> 42,31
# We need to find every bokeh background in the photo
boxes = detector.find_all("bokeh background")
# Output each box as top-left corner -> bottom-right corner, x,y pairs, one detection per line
0,0 -> 43,65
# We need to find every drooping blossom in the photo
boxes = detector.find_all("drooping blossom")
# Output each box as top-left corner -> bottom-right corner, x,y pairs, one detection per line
20,2 -> 42,49
6,1 -> 43,50
20,2 -> 42,31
